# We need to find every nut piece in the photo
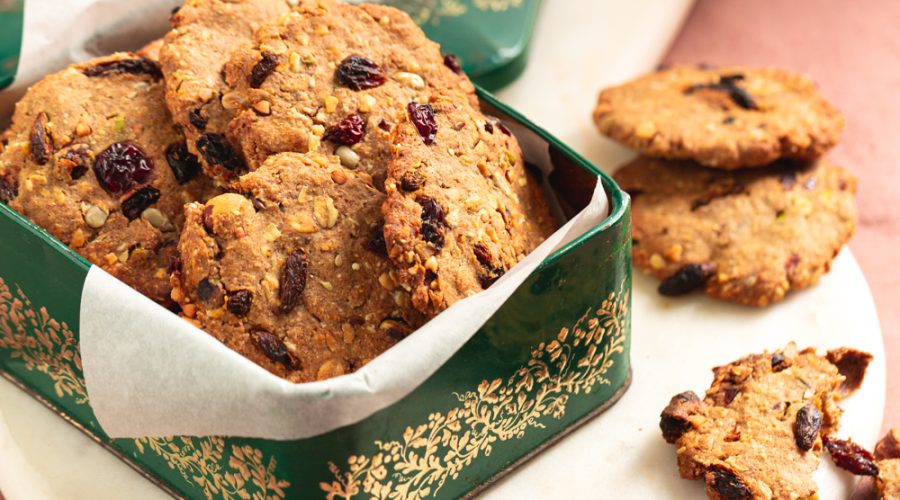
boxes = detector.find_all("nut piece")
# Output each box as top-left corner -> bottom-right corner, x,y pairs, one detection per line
394,71 -> 425,89
140,208 -> 175,232
313,195 -> 339,229
82,204 -> 109,229
335,145 -> 360,168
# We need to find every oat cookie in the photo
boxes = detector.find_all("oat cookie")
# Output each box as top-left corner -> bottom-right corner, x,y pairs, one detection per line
660,343 -> 871,499
171,152 -> 424,382
137,38 -> 164,60
382,94 -> 556,315
614,157 -> 857,306
159,0 -> 291,183
594,66 -> 844,168
876,429 -> 900,499
222,0 -> 476,187
0,53 -> 214,304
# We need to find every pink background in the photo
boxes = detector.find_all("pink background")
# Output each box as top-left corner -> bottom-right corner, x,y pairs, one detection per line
664,0 -> 899,435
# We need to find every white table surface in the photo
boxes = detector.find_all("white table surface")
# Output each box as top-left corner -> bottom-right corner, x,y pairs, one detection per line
0,0 -> 885,498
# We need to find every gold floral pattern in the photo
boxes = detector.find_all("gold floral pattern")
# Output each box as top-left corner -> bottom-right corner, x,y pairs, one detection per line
0,277 -> 87,404
134,436 -> 291,500
382,0 -> 523,25
320,285 -> 629,499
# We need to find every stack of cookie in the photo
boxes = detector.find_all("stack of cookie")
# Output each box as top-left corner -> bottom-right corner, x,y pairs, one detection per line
594,66 -> 856,307
0,0 -> 556,382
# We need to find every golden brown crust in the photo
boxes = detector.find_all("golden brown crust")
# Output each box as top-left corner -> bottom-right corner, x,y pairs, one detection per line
172,152 -> 424,382
614,157 -> 857,306
594,66 -> 844,168
382,94 -> 555,315
660,343 -> 871,499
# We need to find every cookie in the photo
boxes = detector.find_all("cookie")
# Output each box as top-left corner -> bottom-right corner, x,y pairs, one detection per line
594,66 -> 844,168
171,152 -> 424,382
614,157 -> 857,306
159,0 -> 291,183
222,0 -> 476,187
382,94 -> 556,315
876,429 -> 900,499
660,343 -> 871,499
0,53 -> 214,304
137,38 -> 164,60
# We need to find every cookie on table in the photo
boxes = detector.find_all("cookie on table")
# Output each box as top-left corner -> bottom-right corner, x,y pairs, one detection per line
660,343 -> 872,499
876,429 -> 900,499
159,0 -> 292,183
382,94 -> 556,315
171,152 -> 424,382
594,66 -> 844,168
614,157 -> 857,306
222,0 -> 476,188
0,53 -> 214,304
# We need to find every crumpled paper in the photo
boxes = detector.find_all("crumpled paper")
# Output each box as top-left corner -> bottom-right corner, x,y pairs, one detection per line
5,0 -> 611,439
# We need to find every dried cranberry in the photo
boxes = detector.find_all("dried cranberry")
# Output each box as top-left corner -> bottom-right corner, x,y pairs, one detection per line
323,114 -> 366,146
826,348 -> 873,397
82,57 -> 162,80
399,170 -> 424,192
93,142 -> 153,196
658,262 -> 716,296
407,102 -> 437,145
335,55 -> 387,90
486,115 -> 511,136
248,51 -> 279,88
279,250 -> 307,313
252,330 -> 299,370
226,289 -> 253,317
366,223 -> 387,256
165,142 -> 200,184
443,53 -> 463,74
707,466 -> 751,500
685,74 -> 758,110
823,436 -> 879,476
30,112 -> 53,165
416,195 -> 445,250
793,403 -> 822,451
196,133 -> 246,172
188,108 -> 207,131
57,144 -> 93,181
0,174 -> 17,204
377,119 -> 391,132
121,186 -> 160,220
785,253 -> 800,273
660,391 -> 701,443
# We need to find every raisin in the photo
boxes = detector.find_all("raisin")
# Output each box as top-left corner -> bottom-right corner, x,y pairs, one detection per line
167,256 -> 182,275
56,144 -> 93,181
196,133 -> 246,171
188,108 -> 207,131
93,142 -> 153,196
685,74 -> 758,110
30,112 -> 53,165
416,195 -> 446,250
279,250 -> 307,313
473,242 -> 492,267
722,115 -> 736,125
823,436 -> 879,476
477,269 -> 505,289
335,55 -> 387,90
197,278 -> 224,307
165,142 -> 200,184
793,403 -> 822,451
226,289 -> 253,317
473,242 -> 505,288
443,53 -> 463,74
365,223 -> 387,256
121,186 -> 161,220
399,170 -> 424,191
720,386 -> 740,406
252,330 -> 299,370
658,262 -> 716,296
407,102 -> 437,145
248,51 -> 279,88
377,119 -> 391,132
486,115 -> 511,136
323,114 -> 366,146
82,57 -> 162,80
484,120 -> 494,134
659,391 -> 701,443
826,348 -> 873,397
382,319 -> 411,340
771,352 -> 787,371
707,466 -> 751,500
248,195 -> 266,212
0,174 -> 17,204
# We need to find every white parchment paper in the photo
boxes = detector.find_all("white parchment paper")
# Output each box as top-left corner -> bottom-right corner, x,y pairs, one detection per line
5,0 -> 612,439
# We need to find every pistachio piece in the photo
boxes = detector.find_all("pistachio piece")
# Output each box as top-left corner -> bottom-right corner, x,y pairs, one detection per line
141,208 -> 175,232
82,204 -> 109,229
335,145 -> 360,168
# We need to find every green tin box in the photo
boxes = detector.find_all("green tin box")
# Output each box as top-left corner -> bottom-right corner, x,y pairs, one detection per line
0,3 -> 632,499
